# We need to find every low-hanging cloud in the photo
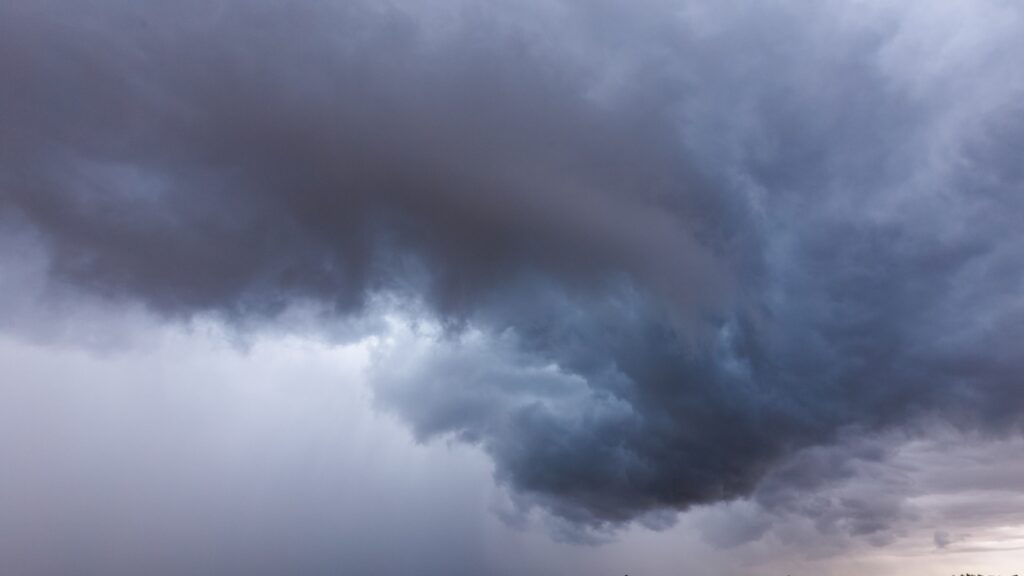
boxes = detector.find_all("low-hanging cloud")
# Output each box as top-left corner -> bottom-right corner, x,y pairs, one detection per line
2,0 -> 1023,531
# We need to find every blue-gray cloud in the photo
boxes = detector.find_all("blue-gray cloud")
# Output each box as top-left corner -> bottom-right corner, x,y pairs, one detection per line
2,0 -> 1023,533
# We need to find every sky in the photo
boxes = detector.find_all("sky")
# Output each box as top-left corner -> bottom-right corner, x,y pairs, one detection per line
1,1 -> 1023,575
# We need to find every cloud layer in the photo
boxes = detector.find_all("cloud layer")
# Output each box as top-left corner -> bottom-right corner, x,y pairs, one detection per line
2,0 -> 1023,530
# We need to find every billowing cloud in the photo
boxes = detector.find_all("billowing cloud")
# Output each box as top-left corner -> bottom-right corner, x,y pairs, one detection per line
2,0 -> 1023,532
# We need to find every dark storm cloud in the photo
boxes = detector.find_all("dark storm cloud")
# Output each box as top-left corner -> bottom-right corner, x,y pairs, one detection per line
2,0 -> 1024,532
0,0 -> 729,318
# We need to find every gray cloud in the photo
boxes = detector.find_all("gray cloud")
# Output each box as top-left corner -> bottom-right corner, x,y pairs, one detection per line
2,0 -> 1024,534
702,428 -> 1024,564
0,329 -> 506,576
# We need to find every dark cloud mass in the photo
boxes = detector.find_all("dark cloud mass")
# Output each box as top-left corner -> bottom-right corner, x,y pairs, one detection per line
2,0 -> 1024,530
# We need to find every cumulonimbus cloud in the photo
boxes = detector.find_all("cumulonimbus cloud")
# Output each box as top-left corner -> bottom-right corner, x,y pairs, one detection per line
2,0 -> 1023,530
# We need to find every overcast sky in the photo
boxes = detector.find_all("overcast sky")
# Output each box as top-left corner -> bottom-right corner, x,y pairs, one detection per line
2,1 -> 1023,575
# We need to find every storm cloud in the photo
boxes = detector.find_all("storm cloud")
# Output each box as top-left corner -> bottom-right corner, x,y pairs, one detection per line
2,0 -> 1024,533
